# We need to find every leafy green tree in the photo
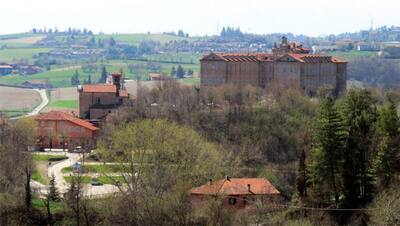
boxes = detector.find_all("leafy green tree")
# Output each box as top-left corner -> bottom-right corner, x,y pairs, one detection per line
176,65 -> 185,79
99,66 -> 107,83
375,99 -> 400,187
342,89 -> 377,208
309,97 -> 346,206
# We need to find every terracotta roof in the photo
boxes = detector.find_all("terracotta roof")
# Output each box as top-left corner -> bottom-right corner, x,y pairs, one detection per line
0,65 -> 13,69
202,52 -> 274,62
35,111 -> 98,131
82,84 -> 117,93
190,178 -> 280,196
284,54 -> 347,63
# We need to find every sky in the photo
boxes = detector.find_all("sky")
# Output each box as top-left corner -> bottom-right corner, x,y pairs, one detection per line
1,0 -> 399,36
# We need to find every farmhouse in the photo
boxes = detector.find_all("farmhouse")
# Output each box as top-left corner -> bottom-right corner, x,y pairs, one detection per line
200,36 -> 347,96
35,111 -> 98,150
190,177 -> 280,210
78,72 -> 130,120
0,64 -> 13,75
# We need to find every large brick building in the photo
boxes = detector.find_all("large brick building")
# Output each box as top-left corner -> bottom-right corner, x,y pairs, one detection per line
200,37 -> 347,96
35,111 -> 98,149
78,73 -> 129,120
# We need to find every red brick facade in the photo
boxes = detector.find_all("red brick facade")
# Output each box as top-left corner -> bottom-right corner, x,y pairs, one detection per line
78,73 -> 130,120
35,111 -> 98,149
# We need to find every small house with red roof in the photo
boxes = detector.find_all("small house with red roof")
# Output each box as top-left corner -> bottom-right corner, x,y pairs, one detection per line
78,73 -> 130,120
35,111 -> 98,150
190,177 -> 281,209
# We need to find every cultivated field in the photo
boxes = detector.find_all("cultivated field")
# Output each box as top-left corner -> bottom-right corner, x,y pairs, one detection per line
0,86 -> 41,114
0,47 -> 52,62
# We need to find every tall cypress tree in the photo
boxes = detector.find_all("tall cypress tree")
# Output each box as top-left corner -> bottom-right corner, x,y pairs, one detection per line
309,97 -> 346,206
375,98 -> 400,187
99,66 -> 107,83
342,89 -> 377,208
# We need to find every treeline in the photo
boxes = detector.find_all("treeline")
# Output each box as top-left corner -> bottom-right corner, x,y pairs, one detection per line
348,57 -> 400,89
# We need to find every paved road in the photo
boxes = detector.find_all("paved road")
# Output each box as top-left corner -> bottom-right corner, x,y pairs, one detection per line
11,89 -> 49,120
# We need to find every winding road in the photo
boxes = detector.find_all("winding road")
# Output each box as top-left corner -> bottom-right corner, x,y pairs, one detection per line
11,88 -> 49,120
32,152 -> 121,198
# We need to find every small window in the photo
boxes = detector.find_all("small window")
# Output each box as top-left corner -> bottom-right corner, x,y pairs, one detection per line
96,97 -> 101,104
228,198 -> 237,205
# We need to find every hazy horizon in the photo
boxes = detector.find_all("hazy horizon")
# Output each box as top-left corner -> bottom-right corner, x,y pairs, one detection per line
1,0 -> 399,36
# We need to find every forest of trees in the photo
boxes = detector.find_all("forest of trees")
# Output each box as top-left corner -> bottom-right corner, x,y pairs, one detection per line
1,82 -> 400,225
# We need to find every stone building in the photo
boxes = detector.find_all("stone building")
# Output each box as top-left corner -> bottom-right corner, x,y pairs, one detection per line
200,37 -> 347,96
78,73 -> 129,120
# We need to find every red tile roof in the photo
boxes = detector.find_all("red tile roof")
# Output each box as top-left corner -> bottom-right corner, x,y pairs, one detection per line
35,111 -> 98,131
202,52 -> 274,62
82,84 -> 117,93
279,54 -> 347,63
190,178 -> 280,196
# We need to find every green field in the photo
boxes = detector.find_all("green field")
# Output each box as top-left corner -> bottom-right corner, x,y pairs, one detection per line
0,59 -> 200,88
0,109 -> 30,118
48,100 -> 78,109
0,47 -> 52,62
96,33 -> 193,45
328,50 -> 377,60
64,175 -> 125,184
62,164 -> 126,174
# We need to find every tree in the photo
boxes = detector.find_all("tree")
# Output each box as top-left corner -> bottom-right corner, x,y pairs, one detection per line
176,65 -> 185,79
48,174 -> 60,202
71,70 -> 80,86
170,66 -> 176,77
308,97 -> 346,206
99,66 -> 107,83
375,99 -> 400,187
342,89 -> 377,208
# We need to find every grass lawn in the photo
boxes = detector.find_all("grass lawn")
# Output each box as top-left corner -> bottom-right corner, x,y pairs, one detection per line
32,154 -> 68,185
33,154 -> 68,162
64,175 -> 125,184
47,100 -> 78,109
62,164 -> 126,174
0,48 -> 52,62
32,198 -> 64,214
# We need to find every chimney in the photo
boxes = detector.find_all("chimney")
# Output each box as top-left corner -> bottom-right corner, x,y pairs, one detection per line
225,175 -> 231,181
247,184 -> 251,192
208,179 -> 212,185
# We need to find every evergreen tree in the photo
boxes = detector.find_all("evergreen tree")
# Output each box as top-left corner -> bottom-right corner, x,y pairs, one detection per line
176,65 -> 185,79
375,99 -> 400,187
342,89 -> 377,208
48,174 -> 60,201
309,97 -> 346,206
87,73 -> 92,84
170,66 -> 177,77
71,70 -> 80,85
99,66 -> 107,83
296,149 -> 307,198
